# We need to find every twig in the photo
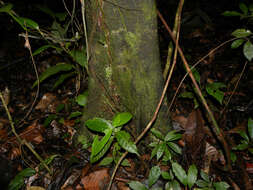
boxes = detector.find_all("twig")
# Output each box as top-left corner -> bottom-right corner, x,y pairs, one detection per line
220,61 -> 248,115
163,0 -> 184,79
168,37 -> 237,111
18,29 -> 40,127
0,92 -> 51,174
157,10 -> 232,171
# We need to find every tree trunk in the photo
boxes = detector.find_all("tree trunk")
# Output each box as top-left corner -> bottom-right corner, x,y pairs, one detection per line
75,0 -> 172,147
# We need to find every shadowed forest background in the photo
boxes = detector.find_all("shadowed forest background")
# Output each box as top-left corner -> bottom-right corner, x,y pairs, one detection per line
0,0 -> 253,189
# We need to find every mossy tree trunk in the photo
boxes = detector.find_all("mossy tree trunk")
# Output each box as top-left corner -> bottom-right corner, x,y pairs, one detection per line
76,0 -> 172,146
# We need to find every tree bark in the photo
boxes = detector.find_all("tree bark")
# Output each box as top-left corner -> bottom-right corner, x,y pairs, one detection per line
75,0 -> 171,146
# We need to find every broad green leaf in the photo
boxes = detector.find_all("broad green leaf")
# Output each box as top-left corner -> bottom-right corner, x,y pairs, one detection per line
90,136 -> 114,163
187,164 -> 198,189
36,5 -> 56,18
231,39 -> 245,49
151,128 -> 164,140
32,63 -> 73,88
200,170 -> 210,182
128,181 -> 148,190
248,118 -> 253,140
239,3 -> 248,15
156,142 -> 166,161
196,179 -> 209,188
99,157 -> 113,166
8,168 -> 36,190
16,17 -> 39,30
68,111 -> 82,119
85,118 -> 112,133
115,131 -> 139,155
222,11 -> 242,17
149,142 -> 158,147
69,49 -> 87,68
243,41 -> 253,61
167,142 -> 182,154
121,159 -> 131,167
112,112 -> 132,127
231,29 -> 252,38
151,144 -> 159,160
76,91 -> 88,106
91,129 -> 112,157
165,180 -> 181,190
162,147 -> 172,161
206,82 -> 226,104
172,162 -> 187,186
148,166 -> 161,187
32,45 -> 55,56
230,151 -> 237,163
54,71 -> 75,89
239,131 -> 249,142
161,171 -> 173,180
0,3 -> 13,13
213,182 -> 230,190
43,114 -> 57,127
165,131 -> 182,141
233,142 -> 249,150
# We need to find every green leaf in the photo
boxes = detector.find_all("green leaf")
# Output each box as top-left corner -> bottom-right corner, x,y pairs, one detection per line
85,118 -> 112,133
187,164 -> 198,189
162,147 -> 172,161
32,63 -> 73,88
165,180 -> 181,190
230,151 -> 237,163
56,104 -> 64,113
99,157 -> 113,166
222,11 -> 242,17
69,49 -> 87,68
248,118 -> 253,140
148,166 -> 161,187
172,162 -> 187,186
231,29 -> 252,38
39,154 -> 59,170
32,45 -> 55,56
90,136 -> 114,163
16,17 -> 39,30
233,142 -> 249,150
239,131 -> 249,142
53,71 -> 75,89
200,170 -> 210,182
243,41 -> 253,61
239,3 -> 248,15
151,143 -> 159,160
156,142 -> 166,161
179,91 -> 194,99
213,182 -> 230,190
68,111 -> 82,119
196,179 -> 209,188
231,39 -> 245,49
115,131 -> 139,155
206,82 -> 226,104
76,91 -> 88,106
43,114 -> 57,127
167,142 -> 182,154
8,168 -> 36,190
112,112 -> 132,127
151,128 -> 164,140
91,129 -> 112,157
128,181 -> 148,190
161,171 -> 173,180
121,159 -> 131,167
0,3 -> 13,13
165,130 -> 182,141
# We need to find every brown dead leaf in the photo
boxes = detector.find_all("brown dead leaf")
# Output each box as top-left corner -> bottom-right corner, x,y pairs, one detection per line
117,182 -> 130,190
77,168 -> 110,190
35,93 -> 59,113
